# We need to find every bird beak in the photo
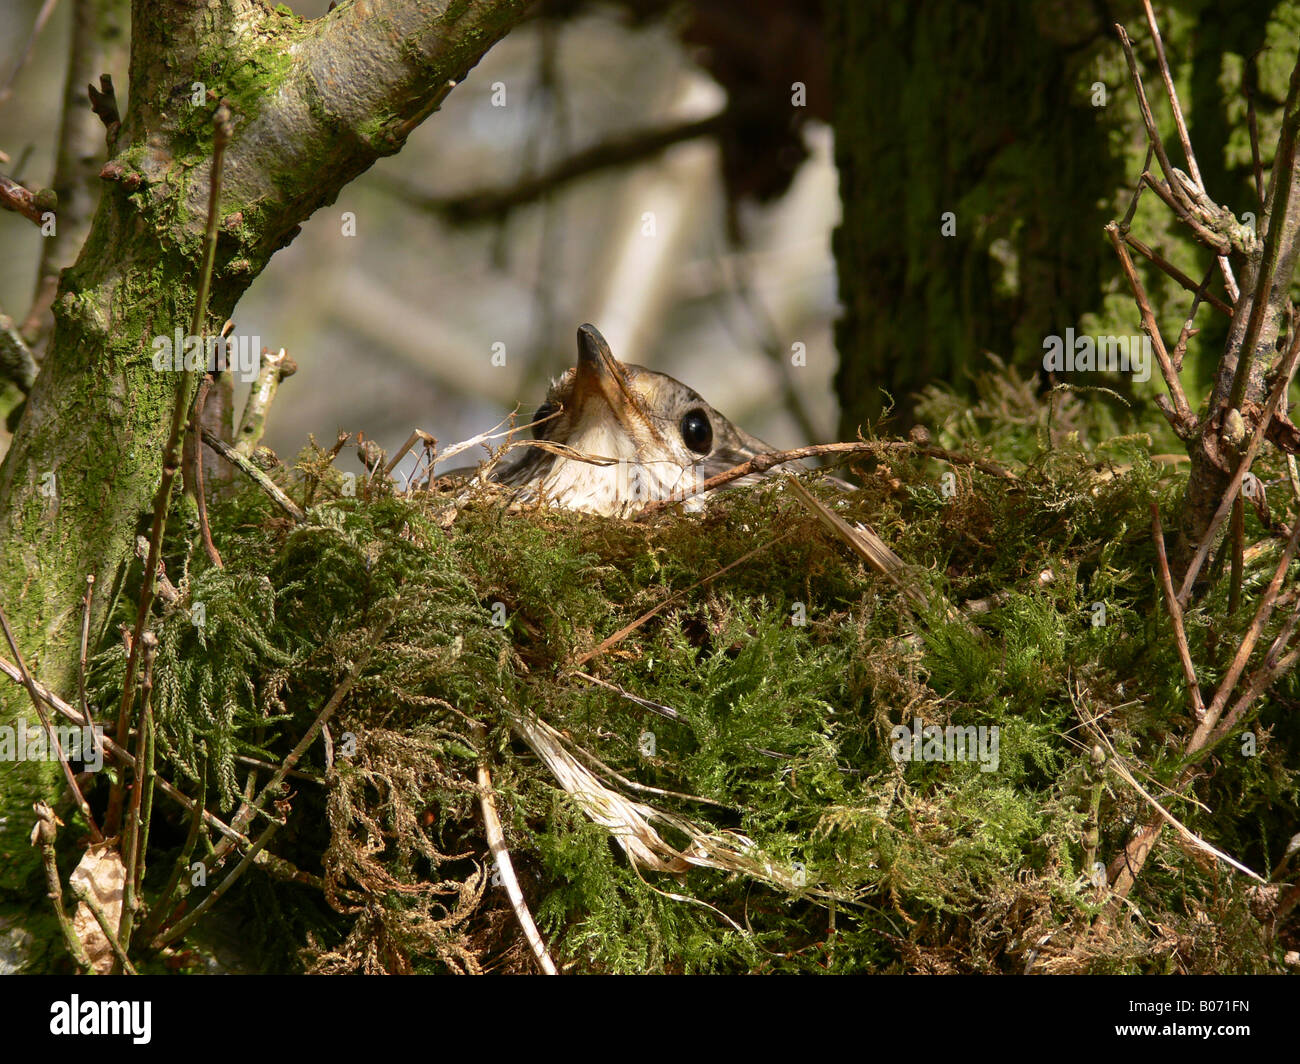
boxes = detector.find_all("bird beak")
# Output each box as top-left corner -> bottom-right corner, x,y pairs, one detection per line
572,324 -> 661,442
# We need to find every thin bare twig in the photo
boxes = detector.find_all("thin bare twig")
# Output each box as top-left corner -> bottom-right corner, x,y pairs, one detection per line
150,819 -> 281,950
1122,233 -> 1232,317
107,103 -> 234,835
1226,51 -> 1300,415
1191,517 -> 1300,750
1105,222 -> 1197,434
1140,0 -> 1240,300
200,426 -> 306,522
1179,321 -> 1300,601
0,653 -> 253,850
0,172 -> 52,226
31,802 -> 93,973
1151,505 -> 1205,720
70,879 -> 138,975
475,726 -> 557,975
0,600 -> 103,842
192,376 -> 224,568
78,573 -> 94,731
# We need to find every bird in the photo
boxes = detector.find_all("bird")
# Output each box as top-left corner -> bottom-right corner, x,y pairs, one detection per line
475,324 -> 783,518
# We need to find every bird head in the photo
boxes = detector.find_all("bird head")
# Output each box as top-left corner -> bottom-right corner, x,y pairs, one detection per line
494,324 -> 773,516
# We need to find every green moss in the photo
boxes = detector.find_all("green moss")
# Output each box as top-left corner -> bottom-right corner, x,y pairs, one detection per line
65,363 -> 1298,972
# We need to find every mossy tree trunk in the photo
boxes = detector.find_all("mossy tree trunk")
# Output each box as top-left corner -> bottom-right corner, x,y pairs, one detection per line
825,0 -> 1121,433
824,0 -> 1291,434
0,0 -> 527,891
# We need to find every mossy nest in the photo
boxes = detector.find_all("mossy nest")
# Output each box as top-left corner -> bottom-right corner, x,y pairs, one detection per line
83,371 -> 1299,974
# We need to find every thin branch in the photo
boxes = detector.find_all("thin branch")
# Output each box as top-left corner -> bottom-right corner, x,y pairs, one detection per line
1116,26 -> 1195,216
0,172 -> 53,226
1151,504 -> 1205,720
200,426 -> 306,522
1191,516 -> 1300,749
372,112 -> 731,224
192,377 -> 223,568
150,819 -> 281,950
78,573 -> 94,735
475,727 -> 558,975
87,73 -> 120,144
31,801 -> 93,973
234,347 -> 296,457
106,103 -> 233,835
120,632 -> 157,953
1121,233 -> 1232,317
1140,0 -> 1240,300
1140,172 -> 1230,253
70,878 -> 138,975
135,760 -> 207,947
1107,222 -> 1197,433
208,612 -> 391,871
0,653 -> 253,850
0,600 -> 103,842
1179,321 -> 1300,601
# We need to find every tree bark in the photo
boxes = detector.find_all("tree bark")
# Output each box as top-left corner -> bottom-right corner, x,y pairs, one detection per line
0,0 -> 528,891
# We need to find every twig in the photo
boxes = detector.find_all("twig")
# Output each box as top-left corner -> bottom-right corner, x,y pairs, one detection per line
1121,233 -> 1231,317
210,612 -> 391,868
1105,222 -> 1197,435
201,427 -> 306,522
135,760 -> 207,947
150,819 -> 281,950
1107,750 -> 1263,882
1179,321 -> 1300,602
120,632 -> 157,953
1245,56 -> 1266,213
1169,262 -> 1219,370
107,103 -> 233,835
1140,171 -> 1231,252
374,111 -> 732,224
234,347 -> 296,457
475,726 -> 557,975
1208,620 -> 1300,748
70,878 -> 137,975
87,73 -> 120,144
0,172 -> 53,226
78,574 -> 94,735
31,802 -> 93,973
1228,495 -> 1245,616
1116,27 -> 1194,215
192,376 -> 223,568
0,653 -> 254,850
1190,516 -> 1300,751
0,600 -> 103,842
1226,50 -> 1300,415
1140,0 -> 1240,300
1151,504 -> 1205,720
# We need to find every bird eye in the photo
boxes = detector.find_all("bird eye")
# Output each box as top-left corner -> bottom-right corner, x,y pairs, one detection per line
679,409 -> 713,454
